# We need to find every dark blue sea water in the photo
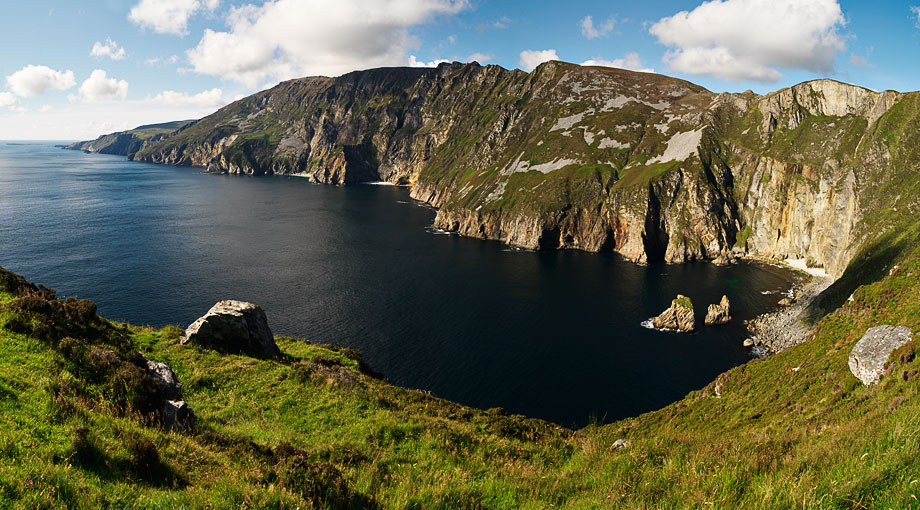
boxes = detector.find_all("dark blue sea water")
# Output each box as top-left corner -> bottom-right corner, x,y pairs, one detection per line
0,142 -> 792,427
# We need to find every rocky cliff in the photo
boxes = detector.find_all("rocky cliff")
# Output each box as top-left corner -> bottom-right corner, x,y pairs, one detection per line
67,120 -> 195,156
71,62 -> 920,278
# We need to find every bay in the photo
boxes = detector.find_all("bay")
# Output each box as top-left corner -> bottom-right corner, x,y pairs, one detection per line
0,142 -> 792,427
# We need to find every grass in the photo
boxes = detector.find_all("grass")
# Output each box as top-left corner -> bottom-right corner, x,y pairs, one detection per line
674,295 -> 693,310
3,232 -> 920,508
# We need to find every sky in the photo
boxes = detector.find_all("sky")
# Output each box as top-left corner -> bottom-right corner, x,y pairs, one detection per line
2,0 -> 920,140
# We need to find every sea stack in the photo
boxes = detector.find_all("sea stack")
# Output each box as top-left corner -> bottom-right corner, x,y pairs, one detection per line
652,295 -> 696,332
704,295 -> 732,325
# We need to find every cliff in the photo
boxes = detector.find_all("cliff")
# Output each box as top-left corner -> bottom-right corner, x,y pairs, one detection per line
71,62 -> 920,278
67,120 -> 196,156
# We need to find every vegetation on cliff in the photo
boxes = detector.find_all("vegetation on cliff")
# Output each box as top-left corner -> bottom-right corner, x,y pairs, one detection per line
69,62 -> 920,281
3,236 -> 920,508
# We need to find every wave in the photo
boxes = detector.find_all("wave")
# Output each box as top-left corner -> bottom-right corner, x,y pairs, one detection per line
640,318 -> 680,333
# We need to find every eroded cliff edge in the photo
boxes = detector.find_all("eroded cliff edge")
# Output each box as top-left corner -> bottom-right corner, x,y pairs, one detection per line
71,61 -> 920,280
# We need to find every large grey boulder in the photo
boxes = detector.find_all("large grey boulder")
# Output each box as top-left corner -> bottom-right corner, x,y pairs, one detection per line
652,295 -> 695,332
181,300 -> 281,358
145,358 -> 182,400
704,295 -> 732,325
848,325 -> 913,385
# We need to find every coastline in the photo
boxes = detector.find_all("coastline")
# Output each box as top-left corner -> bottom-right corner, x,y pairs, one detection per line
744,264 -> 833,354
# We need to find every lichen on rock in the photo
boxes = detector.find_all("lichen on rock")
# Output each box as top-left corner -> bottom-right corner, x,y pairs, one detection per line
181,300 -> 281,359
849,325 -> 913,385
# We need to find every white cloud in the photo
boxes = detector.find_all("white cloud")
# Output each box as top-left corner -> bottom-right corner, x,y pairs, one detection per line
6,65 -> 76,97
90,38 -> 127,60
912,6 -> 920,27
186,0 -> 470,88
0,92 -> 18,109
408,56 -> 451,68
649,0 -> 846,82
849,54 -> 869,67
581,52 -> 654,73
518,49 -> 558,72
145,55 -> 180,66
146,88 -> 226,107
72,70 -> 129,103
580,15 -> 616,39
128,0 -> 220,36
466,52 -> 494,64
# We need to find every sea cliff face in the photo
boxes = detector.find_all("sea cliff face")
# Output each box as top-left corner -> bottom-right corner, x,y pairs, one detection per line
71,62 -> 920,277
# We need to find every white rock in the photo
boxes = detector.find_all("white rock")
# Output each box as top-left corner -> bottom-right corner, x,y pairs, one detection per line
181,300 -> 281,358
848,325 -> 913,385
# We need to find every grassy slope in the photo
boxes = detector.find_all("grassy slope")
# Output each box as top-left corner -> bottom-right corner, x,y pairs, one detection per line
2,239 -> 920,508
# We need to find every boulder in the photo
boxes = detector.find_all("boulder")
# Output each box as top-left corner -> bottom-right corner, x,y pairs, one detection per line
163,400 -> 195,432
704,295 -> 732,325
849,325 -> 913,385
652,295 -> 695,332
181,300 -> 281,358
611,439 -> 632,450
778,297 -> 794,307
145,358 -> 182,400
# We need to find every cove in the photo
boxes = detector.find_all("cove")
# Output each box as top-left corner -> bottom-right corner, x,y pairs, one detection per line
0,142 -> 793,427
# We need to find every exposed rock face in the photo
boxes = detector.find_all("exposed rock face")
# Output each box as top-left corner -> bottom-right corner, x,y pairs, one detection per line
652,295 -> 696,332
704,295 -> 731,325
181,300 -> 281,358
611,439 -> 632,450
145,358 -> 183,400
70,61 -> 920,280
163,400 -> 195,432
66,120 -> 194,157
848,326 -> 913,385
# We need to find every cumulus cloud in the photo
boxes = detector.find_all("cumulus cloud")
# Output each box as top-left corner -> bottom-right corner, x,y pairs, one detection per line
90,38 -> 127,60
581,52 -> 654,73
185,0 -> 470,88
128,0 -> 220,35
0,92 -> 18,109
72,70 -> 129,103
580,15 -> 616,39
146,88 -> 225,107
649,0 -> 846,82
518,49 -> 558,72
408,56 -> 451,68
6,65 -> 76,97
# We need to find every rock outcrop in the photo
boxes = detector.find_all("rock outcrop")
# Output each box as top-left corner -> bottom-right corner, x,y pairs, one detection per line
163,400 -> 195,432
145,358 -> 183,400
652,295 -> 696,332
181,300 -> 281,358
848,325 -> 913,385
704,295 -> 731,325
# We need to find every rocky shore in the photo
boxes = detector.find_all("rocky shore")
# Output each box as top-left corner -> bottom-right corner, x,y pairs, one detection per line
744,271 -> 834,354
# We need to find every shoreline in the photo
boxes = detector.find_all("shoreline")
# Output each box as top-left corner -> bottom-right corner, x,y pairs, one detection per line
744,265 -> 833,355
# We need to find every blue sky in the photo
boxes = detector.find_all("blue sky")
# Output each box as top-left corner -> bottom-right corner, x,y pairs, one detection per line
2,0 -> 920,140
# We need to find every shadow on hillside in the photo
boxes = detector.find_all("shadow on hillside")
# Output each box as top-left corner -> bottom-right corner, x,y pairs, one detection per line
805,227 -> 919,324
